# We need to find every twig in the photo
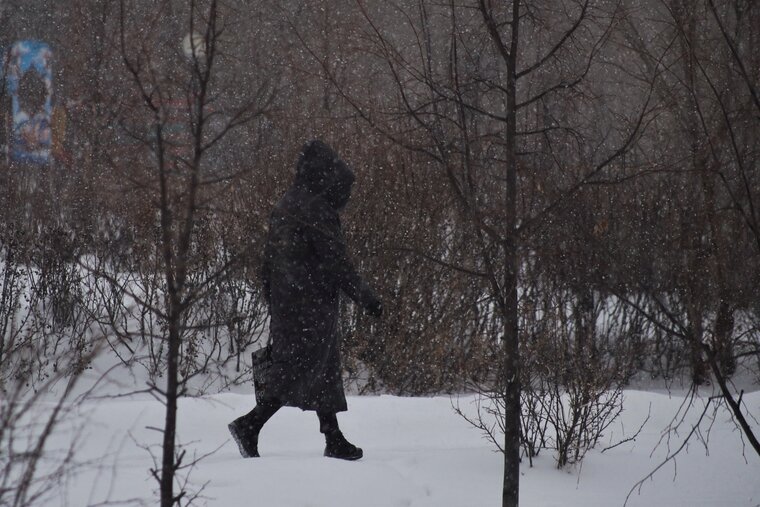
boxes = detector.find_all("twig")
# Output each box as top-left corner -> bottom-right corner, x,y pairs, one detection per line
624,396 -> 715,506
602,402 -> 651,453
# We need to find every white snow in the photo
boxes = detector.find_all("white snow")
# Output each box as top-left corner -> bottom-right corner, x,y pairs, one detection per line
30,384 -> 760,506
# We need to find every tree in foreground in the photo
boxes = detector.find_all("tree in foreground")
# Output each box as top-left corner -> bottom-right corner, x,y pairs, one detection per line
114,0 -> 273,503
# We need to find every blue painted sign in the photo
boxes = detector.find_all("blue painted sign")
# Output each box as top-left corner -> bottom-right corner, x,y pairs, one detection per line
6,40 -> 53,165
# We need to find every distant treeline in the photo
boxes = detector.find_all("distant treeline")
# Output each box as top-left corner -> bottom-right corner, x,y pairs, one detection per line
0,0 -> 758,397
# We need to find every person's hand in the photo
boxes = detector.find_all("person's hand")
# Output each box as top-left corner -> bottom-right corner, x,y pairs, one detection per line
366,299 -> 383,318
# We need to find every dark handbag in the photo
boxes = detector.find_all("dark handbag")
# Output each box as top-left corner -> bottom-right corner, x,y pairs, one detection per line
251,344 -> 273,404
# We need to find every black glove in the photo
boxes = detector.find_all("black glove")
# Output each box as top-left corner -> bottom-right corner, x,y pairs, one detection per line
366,299 -> 383,318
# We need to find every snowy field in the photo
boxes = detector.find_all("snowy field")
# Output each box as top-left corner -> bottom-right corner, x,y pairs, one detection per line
30,382 -> 760,506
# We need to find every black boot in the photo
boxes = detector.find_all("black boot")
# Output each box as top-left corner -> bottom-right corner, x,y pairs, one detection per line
228,416 -> 260,458
228,399 -> 282,458
324,430 -> 363,461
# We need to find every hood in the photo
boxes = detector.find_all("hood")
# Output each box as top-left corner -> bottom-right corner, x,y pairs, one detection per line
295,140 -> 355,210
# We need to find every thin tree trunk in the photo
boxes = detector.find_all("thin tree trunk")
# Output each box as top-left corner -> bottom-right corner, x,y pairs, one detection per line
161,306 -> 181,507
502,1 -> 520,505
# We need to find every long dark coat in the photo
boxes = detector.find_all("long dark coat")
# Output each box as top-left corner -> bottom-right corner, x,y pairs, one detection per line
260,141 -> 379,413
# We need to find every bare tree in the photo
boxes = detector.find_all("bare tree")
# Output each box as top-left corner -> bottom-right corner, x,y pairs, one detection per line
112,1 -> 275,504
618,0 -> 760,457
286,0 -> 659,504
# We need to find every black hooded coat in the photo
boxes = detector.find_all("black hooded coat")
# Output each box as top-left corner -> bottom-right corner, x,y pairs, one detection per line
260,141 -> 379,413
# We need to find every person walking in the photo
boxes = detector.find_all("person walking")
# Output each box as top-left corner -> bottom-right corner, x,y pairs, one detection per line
228,140 -> 382,461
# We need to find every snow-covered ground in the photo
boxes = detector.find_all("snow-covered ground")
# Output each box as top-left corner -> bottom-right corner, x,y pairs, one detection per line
31,383 -> 760,506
